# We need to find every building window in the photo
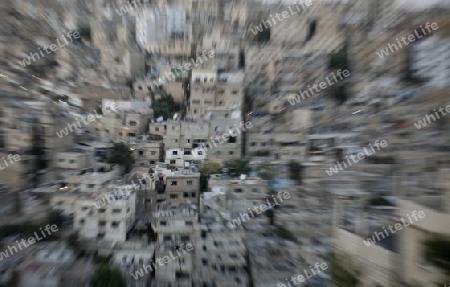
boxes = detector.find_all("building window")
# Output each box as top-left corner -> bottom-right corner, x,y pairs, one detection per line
112,209 -> 122,214
79,219 -> 85,225
170,160 -> 176,164
229,151 -> 234,155
99,209 -> 106,213
58,159 -> 65,162
69,160 -> 75,164
170,181 -> 177,186
185,221 -> 193,226
232,90 -> 238,94
187,180 -> 193,185
233,188 -> 242,193
161,221 -> 167,226
111,222 -> 120,228
172,151 -> 178,155
170,194 -> 178,199
155,127 -> 159,131
151,151 -> 157,155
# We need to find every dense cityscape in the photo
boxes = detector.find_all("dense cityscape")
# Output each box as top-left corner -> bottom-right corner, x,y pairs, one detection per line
0,0 -> 449,286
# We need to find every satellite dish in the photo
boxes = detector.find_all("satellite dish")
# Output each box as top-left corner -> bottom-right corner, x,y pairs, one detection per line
156,116 -> 163,123
173,113 -> 178,120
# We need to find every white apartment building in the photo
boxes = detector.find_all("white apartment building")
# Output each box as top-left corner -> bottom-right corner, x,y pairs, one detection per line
332,167 -> 450,287
208,175 -> 269,219
165,147 -> 207,168
136,6 -> 187,51
411,34 -> 450,88
59,168 -> 119,193
55,151 -> 91,170
74,187 -> 137,243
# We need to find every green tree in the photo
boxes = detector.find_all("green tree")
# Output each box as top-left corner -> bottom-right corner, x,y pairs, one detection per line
95,106 -> 103,115
288,160 -> 303,183
331,252 -> 362,287
330,84 -> 348,106
66,231 -> 80,253
48,210 -> 64,228
200,162 -> 221,191
28,133 -> 46,171
224,159 -> 251,177
423,235 -> 450,276
151,93 -> 180,120
93,254 -> 112,265
256,26 -> 270,42
106,143 -> 135,172
92,264 -> 126,287
255,161 -> 277,181
329,45 -> 349,70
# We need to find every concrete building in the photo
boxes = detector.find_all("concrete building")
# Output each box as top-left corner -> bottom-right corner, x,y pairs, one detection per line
208,174 -> 269,219
55,151 -> 90,170
74,186 -> 137,243
165,147 -> 207,168
164,120 -> 209,150
131,141 -> 164,165
411,32 -> 450,88
136,6 -> 188,52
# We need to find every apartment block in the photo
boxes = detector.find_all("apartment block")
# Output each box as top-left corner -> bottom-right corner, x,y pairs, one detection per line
74,187 -> 137,243
55,151 -> 90,170
208,174 -> 268,219
165,147 -> 206,168
131,141 -> 164,164
164,120 -> 209,150
149,167 -> 201,207
193,231 -> 248,286
0,152 -> 36,190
